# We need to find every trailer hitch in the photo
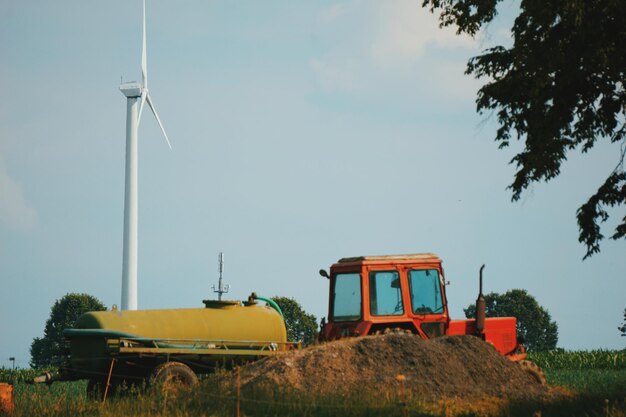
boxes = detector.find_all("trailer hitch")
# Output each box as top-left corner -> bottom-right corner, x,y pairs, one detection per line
30,372 -> 56,386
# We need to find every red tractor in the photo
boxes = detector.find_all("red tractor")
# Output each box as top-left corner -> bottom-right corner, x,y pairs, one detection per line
318,253 -> 545,382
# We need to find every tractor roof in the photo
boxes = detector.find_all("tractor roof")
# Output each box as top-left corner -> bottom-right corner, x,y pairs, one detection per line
337,253 -> 441,264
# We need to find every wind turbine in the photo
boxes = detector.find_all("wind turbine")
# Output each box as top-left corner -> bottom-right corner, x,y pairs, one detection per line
119,0 -> 171,310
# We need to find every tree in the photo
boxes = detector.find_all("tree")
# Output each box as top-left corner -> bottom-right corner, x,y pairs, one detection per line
271,296 -> 318,346
30,293 -> 106,368
620,309 -> 626,336
422,0 -> 626,258
464,289 -> 558,352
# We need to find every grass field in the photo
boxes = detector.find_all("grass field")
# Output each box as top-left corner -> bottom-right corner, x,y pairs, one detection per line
2,349 -> 625,417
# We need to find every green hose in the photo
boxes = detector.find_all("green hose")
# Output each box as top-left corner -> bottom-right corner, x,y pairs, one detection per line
254,295 -> 284,319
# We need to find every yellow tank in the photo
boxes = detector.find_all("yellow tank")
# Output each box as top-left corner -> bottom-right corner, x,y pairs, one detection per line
74,302 -> 286,343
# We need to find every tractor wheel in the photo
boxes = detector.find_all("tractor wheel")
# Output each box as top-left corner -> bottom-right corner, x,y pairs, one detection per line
518,360 -> 547,385
383,327 -> 402,334
151,362 -> 198,396
372,327 -> 413,336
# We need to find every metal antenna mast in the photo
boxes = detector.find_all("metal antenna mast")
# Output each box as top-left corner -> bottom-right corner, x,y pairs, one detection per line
212,252 -> 230,301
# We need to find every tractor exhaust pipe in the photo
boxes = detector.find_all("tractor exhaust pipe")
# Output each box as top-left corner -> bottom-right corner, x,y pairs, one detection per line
475,264 -> 486,335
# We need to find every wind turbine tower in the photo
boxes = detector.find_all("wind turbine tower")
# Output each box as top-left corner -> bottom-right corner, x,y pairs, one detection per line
119,0 -> 171,310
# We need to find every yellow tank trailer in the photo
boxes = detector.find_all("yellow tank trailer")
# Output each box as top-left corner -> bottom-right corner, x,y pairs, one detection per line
35,294 -> 292,398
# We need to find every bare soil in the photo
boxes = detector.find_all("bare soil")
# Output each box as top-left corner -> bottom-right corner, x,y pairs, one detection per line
230,333 -> 563,402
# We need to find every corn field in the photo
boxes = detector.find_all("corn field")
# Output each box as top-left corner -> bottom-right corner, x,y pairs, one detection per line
2,348 -> 623,384
528,349 -> 626,370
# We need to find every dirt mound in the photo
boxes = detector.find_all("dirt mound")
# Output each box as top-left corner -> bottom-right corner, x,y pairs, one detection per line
233,334 -> 556,401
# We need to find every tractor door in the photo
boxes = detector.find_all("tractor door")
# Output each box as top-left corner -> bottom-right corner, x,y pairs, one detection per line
364,266 -> 416,334
406,267 -> 448,338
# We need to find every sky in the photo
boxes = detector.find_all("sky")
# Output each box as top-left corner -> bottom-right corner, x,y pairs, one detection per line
1,0 -> 624,368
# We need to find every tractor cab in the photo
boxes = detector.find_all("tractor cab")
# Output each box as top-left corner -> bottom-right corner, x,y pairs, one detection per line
319,253 -> 524,360
319,253 -> 450,340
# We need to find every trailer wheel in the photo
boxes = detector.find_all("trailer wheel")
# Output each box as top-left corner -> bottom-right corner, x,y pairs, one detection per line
519,360 -> 547,385
86,378 -> 103,400
151,362 -> 198,394
86,378 -> 118,400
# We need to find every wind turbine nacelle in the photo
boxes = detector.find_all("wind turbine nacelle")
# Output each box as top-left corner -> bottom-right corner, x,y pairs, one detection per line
120,82 -> 142,98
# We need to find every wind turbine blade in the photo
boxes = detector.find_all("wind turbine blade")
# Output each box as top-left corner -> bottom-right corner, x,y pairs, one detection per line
146,93 -> 172,149
141,0 -> 147,88
137,91 -> 147,125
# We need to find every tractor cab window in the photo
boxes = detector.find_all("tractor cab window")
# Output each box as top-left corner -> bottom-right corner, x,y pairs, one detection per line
332,273 -> 362,321
369,271 -> 404,316
409,269 -> 443,314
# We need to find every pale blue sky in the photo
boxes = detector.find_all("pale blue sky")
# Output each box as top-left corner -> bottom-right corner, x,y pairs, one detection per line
1,0 -> 624,368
